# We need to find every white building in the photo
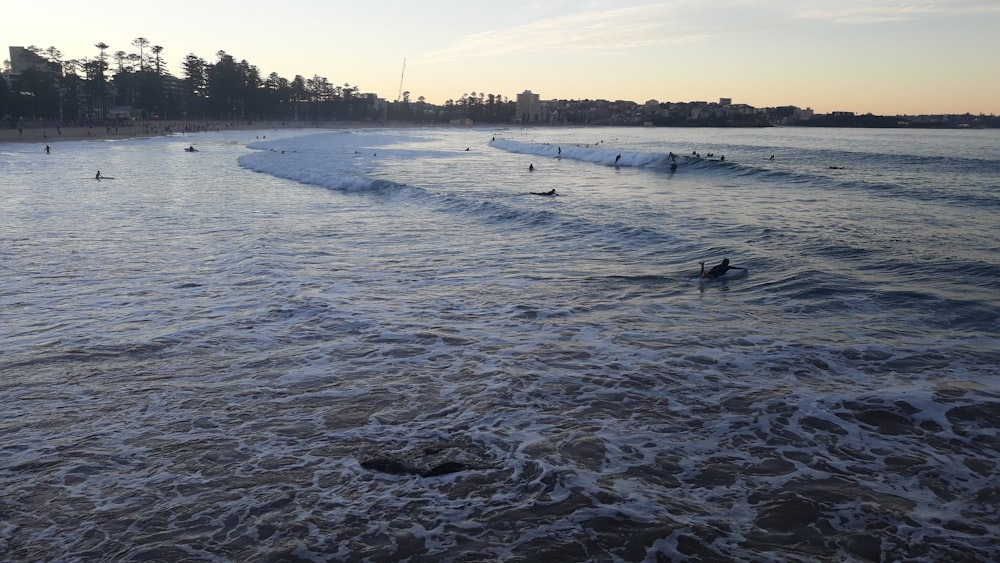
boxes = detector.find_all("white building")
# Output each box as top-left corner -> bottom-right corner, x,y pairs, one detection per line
516,90 -> 541,123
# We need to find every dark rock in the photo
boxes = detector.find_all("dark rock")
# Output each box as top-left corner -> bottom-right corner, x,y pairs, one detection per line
361,458 -> 417,475
359,441 -> 490,478
421,462 -> 469,477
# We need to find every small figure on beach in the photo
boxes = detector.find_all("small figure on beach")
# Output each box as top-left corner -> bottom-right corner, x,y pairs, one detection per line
45,145 -> 50,154
699,258 -> 745,279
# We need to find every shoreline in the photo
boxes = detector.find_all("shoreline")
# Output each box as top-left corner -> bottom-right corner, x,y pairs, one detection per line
0,120 -> 383,145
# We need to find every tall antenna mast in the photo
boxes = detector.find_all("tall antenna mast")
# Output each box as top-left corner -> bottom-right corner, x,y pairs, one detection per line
396,58 -> 406,102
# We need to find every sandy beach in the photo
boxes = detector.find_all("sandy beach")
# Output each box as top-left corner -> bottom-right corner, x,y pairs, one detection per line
0,120 -> 356,145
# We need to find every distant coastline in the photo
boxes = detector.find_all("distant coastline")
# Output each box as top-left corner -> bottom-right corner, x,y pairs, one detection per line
0,120 -> 372,145
6,45 -> 995,133
4,113 -> 997,146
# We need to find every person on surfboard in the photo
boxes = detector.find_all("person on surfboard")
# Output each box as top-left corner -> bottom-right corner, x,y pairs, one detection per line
95,171 -> 103,179
530,189 -> 557,196
700,258 -> 745,279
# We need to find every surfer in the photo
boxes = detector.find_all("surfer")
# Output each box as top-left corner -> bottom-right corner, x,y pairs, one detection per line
95,171 -> 102,180
45,145 -> 50,154
699,258 -> 745,279
530,189 -> 557,196
614,153 -> 621,165
529,163 -> 535,171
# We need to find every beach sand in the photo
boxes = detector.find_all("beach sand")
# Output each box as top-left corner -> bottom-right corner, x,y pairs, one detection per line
0,120 -> 352,145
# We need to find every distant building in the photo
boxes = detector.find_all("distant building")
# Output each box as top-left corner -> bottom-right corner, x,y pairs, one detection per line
794,107 -> 814,120
516,90 -> 541,124
7,46 -> 61,76
719,97 -> 732,106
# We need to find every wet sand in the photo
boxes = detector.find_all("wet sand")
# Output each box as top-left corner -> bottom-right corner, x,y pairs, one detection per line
0,121 -> 350,145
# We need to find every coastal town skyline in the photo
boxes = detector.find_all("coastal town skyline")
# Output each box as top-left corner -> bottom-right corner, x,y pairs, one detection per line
6,0 -> 999,116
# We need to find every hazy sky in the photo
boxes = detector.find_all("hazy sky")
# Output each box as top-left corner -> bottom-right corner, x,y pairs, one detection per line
7,0 -> 999,115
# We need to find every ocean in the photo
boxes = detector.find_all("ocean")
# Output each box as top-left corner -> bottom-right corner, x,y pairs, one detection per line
2,125 -> 998,562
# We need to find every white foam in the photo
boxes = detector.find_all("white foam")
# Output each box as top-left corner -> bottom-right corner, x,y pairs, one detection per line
3,125 -> 998,561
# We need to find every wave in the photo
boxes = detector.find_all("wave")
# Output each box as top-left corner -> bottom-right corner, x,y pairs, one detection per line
239,129 -> 446,194
489,136 -> 1000,209
244,129 -> 1000,212
489,138 -> 668,168
238,129 -> 1000,285
239,130 -> 680,249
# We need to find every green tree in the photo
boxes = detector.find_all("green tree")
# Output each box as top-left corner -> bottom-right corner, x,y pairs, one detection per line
182,54 -> 208,118
0,70 -> 12,123
90,42 -> 110,119
151,45 -> 164,76
58,61 -> 84,122
113,50 -> 128,74
132,37 -> 150,71
261,72 -> 291,119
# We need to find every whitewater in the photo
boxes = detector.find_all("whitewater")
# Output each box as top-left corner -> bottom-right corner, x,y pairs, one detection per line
2,125 -> 998,561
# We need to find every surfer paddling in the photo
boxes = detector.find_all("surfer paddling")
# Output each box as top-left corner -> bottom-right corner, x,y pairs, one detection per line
700,258 -> 745,279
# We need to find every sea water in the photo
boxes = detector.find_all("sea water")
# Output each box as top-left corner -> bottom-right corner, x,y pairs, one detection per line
1,125 -> 998,561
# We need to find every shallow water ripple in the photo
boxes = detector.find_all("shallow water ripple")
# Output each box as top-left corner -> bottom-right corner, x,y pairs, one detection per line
2,127 -> 998,561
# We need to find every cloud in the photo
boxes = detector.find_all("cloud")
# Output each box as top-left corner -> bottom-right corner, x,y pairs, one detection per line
417,0 -> 999,65
791,0 -> 1000,24
419,4 -> 708,64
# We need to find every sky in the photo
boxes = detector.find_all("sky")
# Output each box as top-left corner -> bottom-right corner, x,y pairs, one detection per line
6,0 -> 999,115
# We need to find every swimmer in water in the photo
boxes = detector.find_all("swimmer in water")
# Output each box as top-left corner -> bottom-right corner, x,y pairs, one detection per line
699,258 -> 745,279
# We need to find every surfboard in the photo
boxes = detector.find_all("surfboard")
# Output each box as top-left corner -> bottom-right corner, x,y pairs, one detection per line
697,268 -> 748,282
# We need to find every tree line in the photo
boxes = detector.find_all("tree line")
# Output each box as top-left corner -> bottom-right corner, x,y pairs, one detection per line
2,40 -> 518,125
